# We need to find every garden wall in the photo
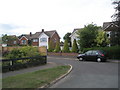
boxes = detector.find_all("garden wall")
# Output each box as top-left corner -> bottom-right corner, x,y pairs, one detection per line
47,52 -> 78,57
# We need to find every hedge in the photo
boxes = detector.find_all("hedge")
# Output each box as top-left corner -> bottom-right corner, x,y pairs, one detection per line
82,46 -> 120,59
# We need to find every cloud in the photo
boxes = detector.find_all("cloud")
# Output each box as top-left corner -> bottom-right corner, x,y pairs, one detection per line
0,0 -> 115,40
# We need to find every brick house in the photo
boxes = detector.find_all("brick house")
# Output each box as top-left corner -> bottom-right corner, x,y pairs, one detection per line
6,35 -> 19,46
19,29 -> 60,49
103,22 -> 119,46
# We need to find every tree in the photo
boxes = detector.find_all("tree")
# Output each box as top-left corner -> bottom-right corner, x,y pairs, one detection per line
62,40 -> 70,53
112,0 -> 120,25
2,34 -> 18,45
112,0 -> 120,45
63,33 -> 71,47
48,40 -> 54,52
77,24 -> 100,50
95,30 -> 109,47
71,39 -> 78,53
54,41 -> 61,52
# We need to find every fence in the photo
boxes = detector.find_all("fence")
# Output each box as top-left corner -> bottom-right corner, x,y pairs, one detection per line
0,56 -> 47,72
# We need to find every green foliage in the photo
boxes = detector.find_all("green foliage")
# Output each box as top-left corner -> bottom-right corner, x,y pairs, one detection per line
77,24 -> 100,50
95,30 -> 110,47
48,40 -> 54,52
82,46 -> 120,59
71,39 -> 78,53
54,41 -> 61,52
2,34 -> 18,45
6,49 -> 23,59
63,32 -> 71,47
5,46 -> 40,59
62,40 -> 70,53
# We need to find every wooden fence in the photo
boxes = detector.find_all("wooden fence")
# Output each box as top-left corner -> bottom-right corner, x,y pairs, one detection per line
0,56 -> 47,72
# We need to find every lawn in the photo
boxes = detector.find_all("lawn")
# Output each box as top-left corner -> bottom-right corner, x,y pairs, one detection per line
2,65 -> 70,88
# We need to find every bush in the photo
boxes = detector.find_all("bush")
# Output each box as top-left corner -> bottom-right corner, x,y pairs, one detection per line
62,40 -> 70,53
71,39 -> 78,53
2,46 -> 46,72
54,41 -> 61,52
82,46 -> 120,59
5,46 -> 40,59
48,40 -> 54,52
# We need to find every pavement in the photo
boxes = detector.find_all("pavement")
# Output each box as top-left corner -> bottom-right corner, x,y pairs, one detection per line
2,62 -> 63,78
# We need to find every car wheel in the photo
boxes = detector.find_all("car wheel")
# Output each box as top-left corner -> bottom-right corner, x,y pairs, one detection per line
97,58 -> 101,62
79,57 -> 83,61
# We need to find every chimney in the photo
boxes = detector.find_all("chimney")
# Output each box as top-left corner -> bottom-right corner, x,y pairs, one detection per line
42,29 -> 44,32
30,32 -> 32,37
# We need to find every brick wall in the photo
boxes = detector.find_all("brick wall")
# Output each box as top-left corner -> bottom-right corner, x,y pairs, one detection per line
49,32 -> 60,47
47,52 -> 78,57
32,42 -> 39,46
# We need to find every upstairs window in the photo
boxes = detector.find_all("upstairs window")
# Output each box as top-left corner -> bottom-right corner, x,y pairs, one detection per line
40,38 -> 47,42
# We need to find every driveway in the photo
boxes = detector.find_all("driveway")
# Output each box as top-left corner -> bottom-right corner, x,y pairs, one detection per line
48,56 -> 119,88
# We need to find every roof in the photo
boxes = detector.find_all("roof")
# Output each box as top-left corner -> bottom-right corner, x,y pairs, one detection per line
70,28 -> 82,37
18,34 -> 31,40
19,30 -> 60,40
103,22 -> 118,31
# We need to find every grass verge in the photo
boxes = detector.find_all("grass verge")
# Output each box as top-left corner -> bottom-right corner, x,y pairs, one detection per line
2,65 -> 70,88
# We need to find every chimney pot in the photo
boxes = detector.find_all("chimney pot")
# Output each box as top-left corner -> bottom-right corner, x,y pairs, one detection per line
42,29 -> 44,32
30,32 -> 32,36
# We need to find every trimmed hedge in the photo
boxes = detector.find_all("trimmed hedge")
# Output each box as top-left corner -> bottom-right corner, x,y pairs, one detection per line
82,46 -> 120,59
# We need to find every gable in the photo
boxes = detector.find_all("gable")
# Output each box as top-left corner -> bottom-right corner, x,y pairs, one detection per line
51,31 -> 60,39
39,32 -> 49,38
19,36 -> 28,41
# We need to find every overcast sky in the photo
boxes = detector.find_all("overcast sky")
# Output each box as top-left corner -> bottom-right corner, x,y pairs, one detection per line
0,0 -> 115,41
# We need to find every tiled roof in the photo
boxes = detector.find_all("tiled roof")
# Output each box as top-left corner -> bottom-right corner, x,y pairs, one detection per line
19,30 -> 59,40
103,22 -> 118,31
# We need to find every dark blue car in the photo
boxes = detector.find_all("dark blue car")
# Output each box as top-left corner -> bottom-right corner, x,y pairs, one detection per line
77,50 -> 107,62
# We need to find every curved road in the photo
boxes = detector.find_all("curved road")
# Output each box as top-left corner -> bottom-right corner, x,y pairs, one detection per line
47,56 -> 118,88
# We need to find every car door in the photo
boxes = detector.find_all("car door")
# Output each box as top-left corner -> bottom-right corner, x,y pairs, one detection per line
91,51 -> 99,61
85,51 -> 93,61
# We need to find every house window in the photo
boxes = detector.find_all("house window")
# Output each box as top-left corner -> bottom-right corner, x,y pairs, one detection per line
33,39 -> 38,42
22,40 -> 26,44
40,38 -> 47,42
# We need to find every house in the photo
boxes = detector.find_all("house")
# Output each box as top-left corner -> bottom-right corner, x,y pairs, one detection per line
19,34 -> 30,45
19,29 -> 60,49
103,22 -> 119,46
6,35 -> 19,46
69,28 -> 81,47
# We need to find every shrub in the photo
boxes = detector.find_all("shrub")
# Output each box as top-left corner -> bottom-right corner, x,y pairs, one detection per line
71,39 -> 78,53
48,40 -> 54,52
54,41 -> 61,52
82,46 -> 120,59
5,46 -> 40,59
62,40 -> 70,53
20,46 -> 40,57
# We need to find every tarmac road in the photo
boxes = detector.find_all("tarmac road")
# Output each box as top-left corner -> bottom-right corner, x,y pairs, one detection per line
48,56 -> 119,88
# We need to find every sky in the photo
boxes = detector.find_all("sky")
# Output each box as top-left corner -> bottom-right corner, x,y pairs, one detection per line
0,0 -> 115,41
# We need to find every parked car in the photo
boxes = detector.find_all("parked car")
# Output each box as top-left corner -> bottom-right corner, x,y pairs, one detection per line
77,50 -> 107,62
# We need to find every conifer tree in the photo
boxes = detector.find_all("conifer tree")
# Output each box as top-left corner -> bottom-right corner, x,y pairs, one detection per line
54,41 -> 61,52
48,40 -> 53,52
62,40 -> 70,53
71,39 -> 78,53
